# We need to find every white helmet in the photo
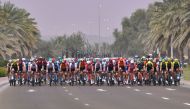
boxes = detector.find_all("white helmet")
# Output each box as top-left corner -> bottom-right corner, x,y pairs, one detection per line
131,60 -> 134,63
22,58 -> 26,61
87,61 -> 91,64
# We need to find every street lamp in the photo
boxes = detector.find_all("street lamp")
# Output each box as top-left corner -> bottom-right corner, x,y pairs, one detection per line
98,1 -> 102,56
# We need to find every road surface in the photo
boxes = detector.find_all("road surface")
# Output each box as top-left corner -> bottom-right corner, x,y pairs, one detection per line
1,82 -> 190,109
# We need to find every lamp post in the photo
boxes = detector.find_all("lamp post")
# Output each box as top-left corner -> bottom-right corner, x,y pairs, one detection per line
98,1 -> 102,55
171,35 -> 173,58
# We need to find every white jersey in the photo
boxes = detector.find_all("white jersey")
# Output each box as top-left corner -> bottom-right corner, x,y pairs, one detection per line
47,63 -> 55,72
95,63 -> 102,71
29,63 -> 37,72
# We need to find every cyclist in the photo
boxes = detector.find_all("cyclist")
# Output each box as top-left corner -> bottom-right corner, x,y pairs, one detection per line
95,60 -> 102,85
86,61 -> 94,85
18,59 -> 25,86
79,59 -> 86,85
136,60 -> 144,85
145,59 -> 154,85
107,59 -> 114,86
42,58 -> 47,84
60,60 -> 68,85
172,58 -> 180,86
128,59 -> 136,85
54,61 -> 60,85
167,58 -> 173,85
47,60 -> 55,86
118,58 -> 125,85
7,60 -> 12,82
118,58 -> 125,72
30,60 -> 37,86
152,58 -> 158,86
69,60 -> 76,86
36,57 -> 43,86
160,59 -> 167,86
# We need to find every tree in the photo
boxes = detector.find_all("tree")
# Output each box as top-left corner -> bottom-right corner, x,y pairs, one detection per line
144,0 -> 190,61
0,2 -> 40,59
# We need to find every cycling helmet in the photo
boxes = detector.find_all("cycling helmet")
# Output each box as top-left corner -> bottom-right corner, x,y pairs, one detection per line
162,59 -> 165,62
168,58 -> 171,62
174,58 -> 178,62
131,60 -> 134,63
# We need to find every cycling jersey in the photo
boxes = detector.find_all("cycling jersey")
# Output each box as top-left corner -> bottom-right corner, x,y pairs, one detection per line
95,62 -> 101,72
119,60 -> 125,67
173,61 -> 180,71
47,63 -> 54,73
37,60 -> 43,72
70,63 -> 75,71
161,62 -> 167,70
108,61 -> 114,72
31,63 -> 37,72
137,62 -> 144,71
54,63 -> 59,72
80,61 -> 86,71
12,62 -> 18,72
146,62 -> 153,72
61,62 -> 67,71
18,61 -> 24,72
129,63 -> 136,72
167,61 -> 172,70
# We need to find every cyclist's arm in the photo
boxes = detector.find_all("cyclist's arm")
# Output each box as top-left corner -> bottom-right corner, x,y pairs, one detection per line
160,63 -> 162,71
95,64 -> 97,71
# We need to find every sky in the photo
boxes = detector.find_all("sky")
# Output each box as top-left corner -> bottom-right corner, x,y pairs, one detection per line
1,0 -> 161,39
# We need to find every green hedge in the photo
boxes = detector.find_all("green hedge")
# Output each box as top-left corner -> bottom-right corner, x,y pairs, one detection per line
0,59 -> 8,67
184,65 -> 190,81
0,67 -> 7,77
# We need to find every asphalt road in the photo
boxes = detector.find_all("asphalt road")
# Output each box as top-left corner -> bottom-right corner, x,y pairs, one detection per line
0,84 -> 190,109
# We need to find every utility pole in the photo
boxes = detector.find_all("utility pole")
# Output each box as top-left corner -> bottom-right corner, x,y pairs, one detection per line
98,0 -> 102,56
171,35 -> 173,58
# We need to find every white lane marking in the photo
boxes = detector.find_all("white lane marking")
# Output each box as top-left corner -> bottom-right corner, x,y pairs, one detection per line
84,104 -> 90,106
63,87 -> 66,89
161,97 -> 169,100
97,89 -> 107,92
127,86 -> 131,89
184,103 -> 190,106
165,88 -> 176,91
68,93 -> 72,96
28,89 -> 36,93
0,84 -> 9,92
64,90 -> 68,92
146,93 -> 152,95
134,89 -> 140,92
74,98 -> 79,100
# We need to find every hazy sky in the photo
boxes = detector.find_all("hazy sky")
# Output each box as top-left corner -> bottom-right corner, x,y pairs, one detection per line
2,0 -> 161,39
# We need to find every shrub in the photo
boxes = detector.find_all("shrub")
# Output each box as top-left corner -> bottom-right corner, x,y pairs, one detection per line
0,59 -> 8,67
0,67 -> 7,77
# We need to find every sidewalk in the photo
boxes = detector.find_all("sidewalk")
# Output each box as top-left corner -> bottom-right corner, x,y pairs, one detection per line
0,77 -> 8,86
181,79 -> 190,86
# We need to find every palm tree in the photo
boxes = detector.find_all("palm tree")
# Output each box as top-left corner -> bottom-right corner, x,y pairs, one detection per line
144,0 -> 190,60
0,2 -> 40,59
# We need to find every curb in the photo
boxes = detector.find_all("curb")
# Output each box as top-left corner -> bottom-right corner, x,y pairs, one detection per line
181,80 -> 190,86
0,77 -> 8,86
